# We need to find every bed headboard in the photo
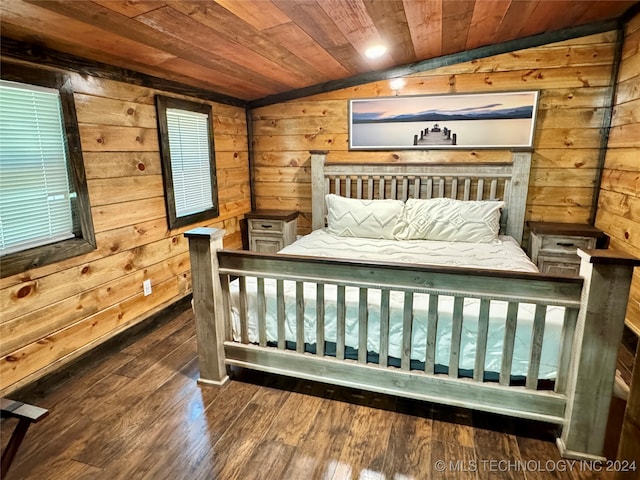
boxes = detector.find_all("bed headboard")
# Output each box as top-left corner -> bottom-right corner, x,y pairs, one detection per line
310,150 -> 532,244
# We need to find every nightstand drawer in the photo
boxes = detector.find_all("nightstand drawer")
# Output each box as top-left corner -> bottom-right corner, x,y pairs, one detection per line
248,218 -> 284,234
538,235 -> 596,255
538,255 -> 580,276
251,236 -> 284,254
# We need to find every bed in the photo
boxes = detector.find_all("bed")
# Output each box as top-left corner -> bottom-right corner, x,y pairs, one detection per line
231,231 -> 565,382
185,150 -> 639,461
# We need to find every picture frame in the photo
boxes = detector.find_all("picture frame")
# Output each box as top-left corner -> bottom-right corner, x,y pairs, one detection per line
349,90 -> 539,150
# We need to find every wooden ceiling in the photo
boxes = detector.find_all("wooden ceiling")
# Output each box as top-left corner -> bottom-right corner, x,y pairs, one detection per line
1,1 -> 638,104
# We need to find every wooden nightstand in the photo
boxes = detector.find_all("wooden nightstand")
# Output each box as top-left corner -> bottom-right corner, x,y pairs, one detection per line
245,210 -> 299,253
528,222 -> 604,275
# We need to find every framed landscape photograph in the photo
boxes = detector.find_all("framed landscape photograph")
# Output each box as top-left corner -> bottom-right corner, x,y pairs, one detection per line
349,91 -> 539,150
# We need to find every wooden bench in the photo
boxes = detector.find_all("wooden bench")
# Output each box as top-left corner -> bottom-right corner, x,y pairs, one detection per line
1,398 -> 48,477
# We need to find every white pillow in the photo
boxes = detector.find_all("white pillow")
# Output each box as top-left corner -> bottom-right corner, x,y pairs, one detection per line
326,194 -> 404,239
393,198 -> 504,243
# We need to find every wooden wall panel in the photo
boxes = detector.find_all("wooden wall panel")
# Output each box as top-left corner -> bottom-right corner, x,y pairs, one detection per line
612,18 -> 640,465
596,13 -> 640,335
251,32 -> 618,235
0,60 -> 251,395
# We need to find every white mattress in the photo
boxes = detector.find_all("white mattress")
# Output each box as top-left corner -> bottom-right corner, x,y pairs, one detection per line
230,230 -> 564,379
280,229 -> 539,272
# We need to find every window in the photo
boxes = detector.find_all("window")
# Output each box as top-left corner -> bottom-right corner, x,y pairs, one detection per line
0,63 -> 95,278
155,96 -> 219,230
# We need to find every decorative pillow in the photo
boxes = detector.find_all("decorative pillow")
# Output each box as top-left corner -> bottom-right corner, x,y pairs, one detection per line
393,198 -> 504,243
325,194 -> 404,239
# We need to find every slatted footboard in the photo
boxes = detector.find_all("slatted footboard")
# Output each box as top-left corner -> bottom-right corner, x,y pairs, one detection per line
221,249 -> 583,423
186,228 -> 639,461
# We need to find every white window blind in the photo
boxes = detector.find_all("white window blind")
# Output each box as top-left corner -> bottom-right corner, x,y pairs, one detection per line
0,80 -> 75,256
166,108 -> 213,218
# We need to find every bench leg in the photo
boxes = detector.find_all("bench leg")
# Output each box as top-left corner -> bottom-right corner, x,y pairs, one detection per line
1,418 -> 32,477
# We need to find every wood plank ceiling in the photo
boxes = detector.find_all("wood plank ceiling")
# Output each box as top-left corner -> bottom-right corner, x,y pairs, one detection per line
1,0 -> 637,103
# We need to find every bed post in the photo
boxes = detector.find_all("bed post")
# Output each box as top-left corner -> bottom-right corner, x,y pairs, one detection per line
184,227 -> 229,386
506,151 -> 531,245
310,150 -> 328,231
558,249 -> 640,460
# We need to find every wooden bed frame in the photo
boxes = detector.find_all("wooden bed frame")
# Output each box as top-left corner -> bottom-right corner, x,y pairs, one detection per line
185,150 -> 639,461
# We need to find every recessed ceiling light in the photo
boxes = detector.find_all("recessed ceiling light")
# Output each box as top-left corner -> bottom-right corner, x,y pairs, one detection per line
365,45 -> 387,59
389,78 -> 406,91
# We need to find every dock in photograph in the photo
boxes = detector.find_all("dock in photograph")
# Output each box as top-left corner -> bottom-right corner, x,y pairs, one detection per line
413,124 -> 458,146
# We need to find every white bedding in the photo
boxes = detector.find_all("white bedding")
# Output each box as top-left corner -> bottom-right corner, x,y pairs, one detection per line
280,229 -> 538,272
230,230 -> 564,379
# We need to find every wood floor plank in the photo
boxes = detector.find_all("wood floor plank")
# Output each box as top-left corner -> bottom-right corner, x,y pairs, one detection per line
83,336 -> 197,425
382,412 -> 433,479
473,422 -> 525,480
567,461 -> 617,480
431,440 -> 478,480
19,350 -> 136,412
281,393 -> 358,480
1,303 -> 628,480
235,440 -> 296,480
118,303 -> 193,356
2,372 -> 133,477
330,404 -> 394,480
8,332 -> 199,476
191,387 -> 290,479
114,319 -> 197,378
111,379 -> 257,479
262,390 -> 324,446
9,457 -> 102,480
432,406 -> 476,449
71,357 -> 202,468
515,433 -> 614,480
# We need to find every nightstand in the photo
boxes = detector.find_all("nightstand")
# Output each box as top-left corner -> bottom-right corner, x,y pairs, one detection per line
528,222 -> 604,275
245,210 -> 299,253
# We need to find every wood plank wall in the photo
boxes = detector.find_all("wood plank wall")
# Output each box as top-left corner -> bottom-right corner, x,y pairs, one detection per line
612,13 -> 640,476
596,13 -> 640,334
0,58 -> 251,395
251,31 -> 618,238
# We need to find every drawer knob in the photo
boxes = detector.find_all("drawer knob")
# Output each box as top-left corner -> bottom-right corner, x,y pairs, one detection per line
556,242 -> 575,247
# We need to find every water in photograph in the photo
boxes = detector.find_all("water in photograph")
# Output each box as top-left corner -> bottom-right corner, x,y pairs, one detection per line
351,119 -> 533,148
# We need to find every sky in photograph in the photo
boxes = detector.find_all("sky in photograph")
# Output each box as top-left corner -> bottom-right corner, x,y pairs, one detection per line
351,92 -> 537,119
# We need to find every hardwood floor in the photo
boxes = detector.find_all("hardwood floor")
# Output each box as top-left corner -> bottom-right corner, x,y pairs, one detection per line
0,300 -> 625,480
